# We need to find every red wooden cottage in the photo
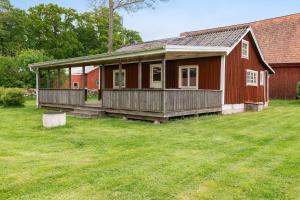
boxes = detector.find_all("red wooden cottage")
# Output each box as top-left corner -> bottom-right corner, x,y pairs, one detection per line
182,13 -> 300,99
30,26 -> 274,121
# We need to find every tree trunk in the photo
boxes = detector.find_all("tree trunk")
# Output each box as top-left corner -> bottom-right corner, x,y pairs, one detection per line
108,0 -> 114,53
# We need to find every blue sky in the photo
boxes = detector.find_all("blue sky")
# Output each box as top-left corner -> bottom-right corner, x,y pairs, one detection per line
11,0 -> 300,41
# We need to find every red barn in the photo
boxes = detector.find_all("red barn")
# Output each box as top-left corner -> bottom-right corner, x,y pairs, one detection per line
71,66 -> 100,90
182,13 -> 300,99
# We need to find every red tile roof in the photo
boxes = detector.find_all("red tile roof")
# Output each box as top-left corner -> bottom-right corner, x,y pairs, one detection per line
181,13 -> 300,64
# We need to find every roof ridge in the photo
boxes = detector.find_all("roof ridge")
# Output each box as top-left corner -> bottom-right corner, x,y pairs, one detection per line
181,12 -> 300,36
182,25 -> 249,37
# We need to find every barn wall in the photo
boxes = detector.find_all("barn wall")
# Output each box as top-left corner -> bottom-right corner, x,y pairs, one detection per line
269,65 -> 300,99
71,68 -> 100,90
225,33 -> 268,104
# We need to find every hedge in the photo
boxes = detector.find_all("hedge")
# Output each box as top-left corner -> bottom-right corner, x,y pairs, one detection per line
1,88 -> 25,107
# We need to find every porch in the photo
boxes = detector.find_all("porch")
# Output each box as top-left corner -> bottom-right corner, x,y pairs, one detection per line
38,88 -> 222,121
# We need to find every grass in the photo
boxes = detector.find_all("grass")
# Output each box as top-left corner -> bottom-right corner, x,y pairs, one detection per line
0,100 -> 299,200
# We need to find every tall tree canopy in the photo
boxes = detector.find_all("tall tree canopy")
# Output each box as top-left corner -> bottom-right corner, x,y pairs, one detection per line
0,1 -> 142,58
0,0 -> 143,88
90,0 -> 167,52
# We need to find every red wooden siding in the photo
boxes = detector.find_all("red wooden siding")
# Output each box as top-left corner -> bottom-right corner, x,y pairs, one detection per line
105,63 -> 139,88
270,65 -> 300,99
225,33 -> 268,104
105,58 -> 221,90
71,68 -> 100,90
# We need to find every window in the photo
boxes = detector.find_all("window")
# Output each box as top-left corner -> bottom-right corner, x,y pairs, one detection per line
179,65 -> 198,89
113,69 -> 126,88
260,71 -> 265,86
73,82 -> 79,89
150,64 -> 162,88
246,69 -> 258,86
242,40 -> 249,59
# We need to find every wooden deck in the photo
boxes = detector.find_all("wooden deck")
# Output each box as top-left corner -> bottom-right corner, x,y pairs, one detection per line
39,89 -> 222,121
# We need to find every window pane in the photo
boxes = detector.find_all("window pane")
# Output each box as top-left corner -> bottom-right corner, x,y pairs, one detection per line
121,72 -> 125,86
189,68 -> 197,87
114,71 -> 125,87
152,67 -> 161,82
181,68 -> 188,87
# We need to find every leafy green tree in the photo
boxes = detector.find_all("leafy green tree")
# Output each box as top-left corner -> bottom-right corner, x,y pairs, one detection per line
90,0 -> 166,52
0,8 -> 29,56
15,49 -> 52,88
0,49 -> 51,88
0,0 -> 12,12
27,4 -> 83,59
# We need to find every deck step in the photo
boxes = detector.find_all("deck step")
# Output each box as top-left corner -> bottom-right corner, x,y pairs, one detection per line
69,107 -> 106,118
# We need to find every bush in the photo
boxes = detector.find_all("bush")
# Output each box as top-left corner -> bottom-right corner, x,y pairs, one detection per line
297,82 -> 300,99
1,88 -> 25,107
0,87 -> 5,104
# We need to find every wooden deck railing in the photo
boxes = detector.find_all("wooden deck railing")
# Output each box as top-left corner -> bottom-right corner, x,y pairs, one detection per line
39,89 -> 85,106
102,89 -> 222,114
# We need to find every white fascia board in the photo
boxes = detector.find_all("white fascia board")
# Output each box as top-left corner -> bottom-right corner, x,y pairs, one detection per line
29,48 -> 166,69
165,45 -> 230,54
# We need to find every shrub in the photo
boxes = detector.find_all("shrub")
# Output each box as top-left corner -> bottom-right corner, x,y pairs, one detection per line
1,88 -> 25,107
0,87 -> 5,104
297,82 -> 300,99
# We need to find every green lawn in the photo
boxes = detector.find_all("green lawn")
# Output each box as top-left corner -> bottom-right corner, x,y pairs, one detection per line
0,100 -> 299,200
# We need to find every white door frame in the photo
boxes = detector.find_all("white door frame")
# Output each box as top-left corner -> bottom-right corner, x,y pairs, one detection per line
150,64 -> 162,88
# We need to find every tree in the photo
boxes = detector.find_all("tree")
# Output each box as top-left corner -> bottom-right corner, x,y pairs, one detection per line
0,7 -> 29,56
27,4 -> 83,59
0,0 -> 12,13
0,49 -> 51,88
90,0 -> 167,52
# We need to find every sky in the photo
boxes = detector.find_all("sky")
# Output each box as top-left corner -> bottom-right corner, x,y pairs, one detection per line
11,0 -> 300,41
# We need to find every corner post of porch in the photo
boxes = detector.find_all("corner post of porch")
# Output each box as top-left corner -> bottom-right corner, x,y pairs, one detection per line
36,68 -> 40,108
220,55 -> 226,105
82,66 -> 87,101
68,66 -> 72,89
101,65 -> 105,106
47,68 -> 50,88
101,65 -> 105,90
162,58 -> 166,114
138,61 -> 142,89
57,68 -> 61,89
118,62 -> 122,89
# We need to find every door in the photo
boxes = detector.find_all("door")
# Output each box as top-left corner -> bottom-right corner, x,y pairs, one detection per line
150,64 -> 162,88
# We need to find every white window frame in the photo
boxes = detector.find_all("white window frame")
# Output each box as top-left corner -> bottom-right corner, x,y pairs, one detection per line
260,71 -> 265,86
246,69 -> 258,86
113,69 -> 126,89
242,39 -> 249,59
178,65 -> 199,89
73,82 -> 79,89
150,64 -> 162,88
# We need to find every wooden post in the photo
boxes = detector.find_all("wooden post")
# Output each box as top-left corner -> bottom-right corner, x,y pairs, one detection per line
118,63 -> 122,89
220,55 -> 226,105
138,61 -> 142,89
68,67 -> 72,89
162,59 -> 166,89
36,69 -> 40,107
162,58 -> 166,114
101,65 -> 105,89
82,66 -> 86,101
47,69 -> 50,88
57,68 -> 61,89
82,66 -> 86,89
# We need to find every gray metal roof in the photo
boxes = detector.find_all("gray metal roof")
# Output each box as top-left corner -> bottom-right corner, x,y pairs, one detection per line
117,27 -> 249,53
